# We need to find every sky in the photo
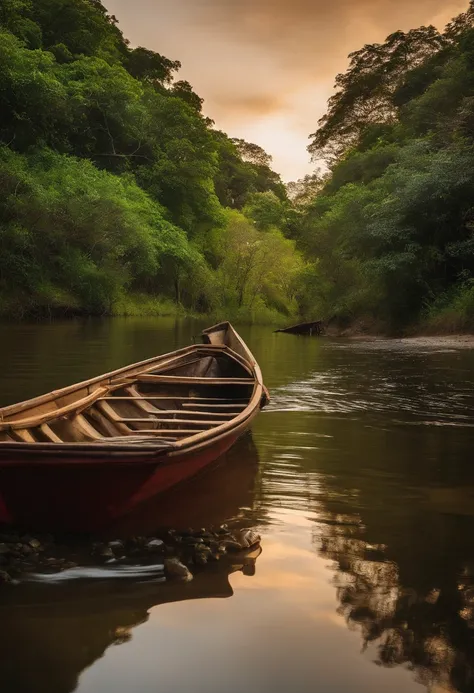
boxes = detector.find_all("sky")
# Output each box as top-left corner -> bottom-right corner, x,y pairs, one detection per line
105,0 -> 468,181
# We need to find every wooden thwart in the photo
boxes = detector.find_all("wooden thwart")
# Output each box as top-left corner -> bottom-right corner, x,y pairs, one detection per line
124,429 -> 204,436
182,403 -> 247,410
117,417 -> 225,426
118,410 -> 234,418
136,375 -> 255,386
98,396 -> 247,402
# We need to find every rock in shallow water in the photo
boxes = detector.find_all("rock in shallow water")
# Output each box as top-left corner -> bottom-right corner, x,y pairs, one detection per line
28,538 -> 42,551
219,539 -> 243,552
0,523 -> 262,585
233,529 -> 261,549
164,558 -> 193,582
108,540 -> 124,552
0,569 -> 12,584
146,539 -> 165,551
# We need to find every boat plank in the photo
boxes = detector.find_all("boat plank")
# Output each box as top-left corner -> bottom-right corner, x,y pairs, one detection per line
183,403 -> 247,410
118,418 -> 224,426
137,375 -> 254,385
96,401 -> 133,435
39,424 -> 63,443
74,414 -> 103,441
124,429 -> 205,436
127,410 -> 234,418
99,396 -> 247,402
12,429 -> 36,443
88,407 -> 123,437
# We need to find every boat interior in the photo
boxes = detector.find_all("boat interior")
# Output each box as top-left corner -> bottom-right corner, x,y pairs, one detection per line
0,345 -> 256,448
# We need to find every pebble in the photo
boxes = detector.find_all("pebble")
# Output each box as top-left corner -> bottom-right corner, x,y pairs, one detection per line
108,540 -> 124,552
0,569 -> 12,584
0,523 -> 262,585
234,529 -> 261,549
164,558 -> 193,582
146,539 -> 165,551
28,538 -> 42,551
219,539 -> 243,552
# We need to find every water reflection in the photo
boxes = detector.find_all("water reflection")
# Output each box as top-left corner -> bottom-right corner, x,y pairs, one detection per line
315,506 -> 474,693
0,549 -> 262,693
253,336 -> 474,693
108,431 -> 265,537
2,320 -> 474,693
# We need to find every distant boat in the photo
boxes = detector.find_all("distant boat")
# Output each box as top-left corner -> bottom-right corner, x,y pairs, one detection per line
0,322 -> 269,530
275,320 -> 323,336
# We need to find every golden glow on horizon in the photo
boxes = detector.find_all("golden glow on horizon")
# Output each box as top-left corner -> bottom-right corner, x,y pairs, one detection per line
106,0 -> 467,180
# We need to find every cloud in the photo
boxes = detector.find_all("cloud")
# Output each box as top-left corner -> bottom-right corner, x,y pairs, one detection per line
106,0 -> 468,179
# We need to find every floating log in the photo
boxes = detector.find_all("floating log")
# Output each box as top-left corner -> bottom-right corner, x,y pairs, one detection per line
275,320 -> 323,336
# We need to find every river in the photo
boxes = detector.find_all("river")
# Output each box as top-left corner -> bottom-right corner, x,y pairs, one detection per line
1,317 -> 474,693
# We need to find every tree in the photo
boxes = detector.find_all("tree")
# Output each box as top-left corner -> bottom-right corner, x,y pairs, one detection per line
30,0 -> 128,63
0,145 -> 191,315
0,0 -> 42,47
243,191 -> 286,230
127,46 -> 180,85
231,138 -> 273,167
214,211 -> 302,315
308,26 -> 446,164
287,171 -> 328,206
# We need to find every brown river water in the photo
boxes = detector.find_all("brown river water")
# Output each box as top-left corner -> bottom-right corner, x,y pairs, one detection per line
1,317 -> 474,693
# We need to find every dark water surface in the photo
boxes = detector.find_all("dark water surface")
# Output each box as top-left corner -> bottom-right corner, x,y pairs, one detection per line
1,318 -> 474,693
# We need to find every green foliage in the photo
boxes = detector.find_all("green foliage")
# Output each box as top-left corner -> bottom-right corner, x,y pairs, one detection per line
243,191 -> 286,230
309,26 -> 446,164
0,1 -> 300,322
126,46 -> 180,85
0,146 -> 192,316
423,280 -> 474,332
210,211 -> 303,318
30,0 -> 127,63
297,2 -> 474,332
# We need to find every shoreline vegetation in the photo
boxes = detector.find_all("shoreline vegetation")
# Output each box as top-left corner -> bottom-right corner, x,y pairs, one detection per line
2,2 -> 474,333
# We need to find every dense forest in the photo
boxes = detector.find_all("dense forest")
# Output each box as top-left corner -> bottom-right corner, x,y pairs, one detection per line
0,0 -> 301,321
294,0 -> 474,333
2,0 -> 474,331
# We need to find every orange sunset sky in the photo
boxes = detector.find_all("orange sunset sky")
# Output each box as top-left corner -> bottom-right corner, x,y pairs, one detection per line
105,0 -> 468,181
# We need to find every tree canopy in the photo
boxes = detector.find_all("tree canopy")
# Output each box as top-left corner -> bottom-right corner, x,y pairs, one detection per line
294,1 -> 474,332
0,0 -> 295,322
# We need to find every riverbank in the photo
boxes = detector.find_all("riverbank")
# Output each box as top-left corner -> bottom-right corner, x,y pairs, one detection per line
324,316 -> 474,345
0,293 -> 292,326
330,333 -> 474,350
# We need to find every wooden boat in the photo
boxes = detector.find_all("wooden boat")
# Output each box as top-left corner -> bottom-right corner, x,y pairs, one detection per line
0,322 -> 268,530
275,320 -> 323,336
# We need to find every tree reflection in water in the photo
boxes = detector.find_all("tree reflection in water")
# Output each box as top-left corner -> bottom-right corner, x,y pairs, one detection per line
315,505 -> 474,693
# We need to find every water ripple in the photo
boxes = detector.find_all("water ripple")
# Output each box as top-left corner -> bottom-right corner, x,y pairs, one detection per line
266,365 -> 474,427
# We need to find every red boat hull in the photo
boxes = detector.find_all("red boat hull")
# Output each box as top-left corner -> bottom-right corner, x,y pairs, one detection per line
0,428 -> 245,532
